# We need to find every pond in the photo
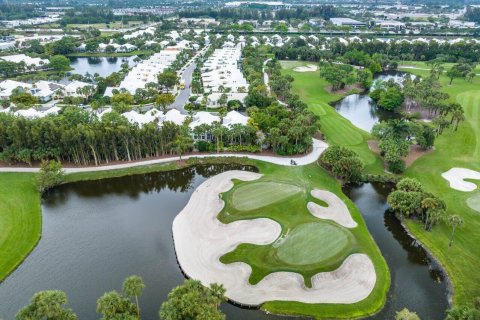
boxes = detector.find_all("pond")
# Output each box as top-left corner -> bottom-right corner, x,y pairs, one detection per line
0,165 -> 448,319
334,71 -> 408,132
69,56 -> 137,77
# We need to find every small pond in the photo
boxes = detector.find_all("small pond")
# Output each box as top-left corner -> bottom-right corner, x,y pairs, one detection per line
0,165 -> 448,319
334,71 -> 408,132
69,56 -> 137,77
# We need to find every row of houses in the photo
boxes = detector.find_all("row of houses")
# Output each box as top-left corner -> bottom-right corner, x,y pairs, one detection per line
201,42 -> 248,107
0,79 -> 95,102
104,47 -> 181,97
0,54 -> 49,70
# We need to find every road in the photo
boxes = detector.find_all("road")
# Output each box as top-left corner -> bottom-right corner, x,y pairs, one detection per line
0,139 -> 328,173
171,62 -> 196,113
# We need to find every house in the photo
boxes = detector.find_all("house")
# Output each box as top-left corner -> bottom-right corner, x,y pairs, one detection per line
0,80 -> 32,99
65,81 -> 96,97
0,54 -> 49,70
30,81 -> 64,102
330,18 -> 366,28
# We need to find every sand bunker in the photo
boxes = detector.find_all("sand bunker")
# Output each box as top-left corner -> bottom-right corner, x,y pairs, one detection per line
442,167 -> 480,192
172,171 -> 375,305
293,64 -> 319,72
467,193 -> 480,213
307,189 -> 358,228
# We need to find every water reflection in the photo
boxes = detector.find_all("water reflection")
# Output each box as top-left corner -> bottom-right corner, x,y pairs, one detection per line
344,182 -> 448,319
69,56 -> 137,77
334,72 -> 406,132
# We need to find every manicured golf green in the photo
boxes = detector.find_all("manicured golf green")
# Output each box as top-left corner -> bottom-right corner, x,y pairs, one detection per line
280,61 -> 384,174
276,222 -> 354,266
466,194 -> 480,213
219,162 -> 389,319
397,66 -> 480,306
231,181 -> 302,211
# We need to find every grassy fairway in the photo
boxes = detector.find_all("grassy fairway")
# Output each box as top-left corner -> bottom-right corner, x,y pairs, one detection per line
280,61 -> 384,174
398,66 -> 480,306
219,162 -> 389,319
0,174 -> 41,282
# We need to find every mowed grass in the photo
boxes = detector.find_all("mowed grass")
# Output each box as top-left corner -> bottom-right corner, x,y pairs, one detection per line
219,162 -> 389,319
0,174 -> 41,282
398,66 -> 480,306
280,61 -> 384,174
231,181 -> 302,211
276,222 -> 354,266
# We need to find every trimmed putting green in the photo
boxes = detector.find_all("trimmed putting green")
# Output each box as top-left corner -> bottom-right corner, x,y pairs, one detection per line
466,193 -> 480,213
231,181 -> 302,211
276,222 -> 354,266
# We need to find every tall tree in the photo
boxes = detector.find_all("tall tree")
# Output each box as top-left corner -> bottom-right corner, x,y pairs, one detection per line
447,215 -> 463,247
122,275 -> 145,320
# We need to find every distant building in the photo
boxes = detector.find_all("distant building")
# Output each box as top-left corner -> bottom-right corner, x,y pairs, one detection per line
330,18 -> 366,28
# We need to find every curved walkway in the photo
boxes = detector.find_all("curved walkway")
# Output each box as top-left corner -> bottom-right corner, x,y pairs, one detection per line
173,171 -> 376,306
0,139 -> 328,173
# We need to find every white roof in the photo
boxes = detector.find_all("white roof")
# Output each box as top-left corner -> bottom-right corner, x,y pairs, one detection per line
65,81 -> 95,94
0,54 -> 48,67
223,111 -> 249,127
14,108 -> 42,119
0,80 -> 32,97
189,111 -> 220,129
163,109 -> 186,125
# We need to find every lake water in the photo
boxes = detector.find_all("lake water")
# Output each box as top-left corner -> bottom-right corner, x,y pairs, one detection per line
0,165 -> 448,319
334,72 -> 407,132
69,56 -> 137,77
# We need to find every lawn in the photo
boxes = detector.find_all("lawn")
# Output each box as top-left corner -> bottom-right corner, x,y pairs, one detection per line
219,162 -> 389,319
400,60 -> 480,73
280,61 -> 384,174
397,66 -> 480,306
0,174 -> 41,283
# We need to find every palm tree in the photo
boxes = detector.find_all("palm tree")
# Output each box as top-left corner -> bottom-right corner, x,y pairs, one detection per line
122,275 -> 145,319
447,214 -> 463,247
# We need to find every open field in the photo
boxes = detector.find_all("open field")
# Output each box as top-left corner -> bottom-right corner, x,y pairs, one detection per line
396,66 -> 480,306
0,174 -> 41,283
400,60 -> 480,73
280,61 -> 384,174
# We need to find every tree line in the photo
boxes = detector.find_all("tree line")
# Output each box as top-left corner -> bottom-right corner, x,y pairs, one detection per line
15,276 -> 227,320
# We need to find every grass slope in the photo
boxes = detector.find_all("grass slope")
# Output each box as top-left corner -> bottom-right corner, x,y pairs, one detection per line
280,61 -> 384,174
398,66 -> 480,306
219,162 -> 389,319
0,174 -> 41,282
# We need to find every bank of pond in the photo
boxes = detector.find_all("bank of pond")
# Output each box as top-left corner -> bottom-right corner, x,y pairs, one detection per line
0,164 -> 448,319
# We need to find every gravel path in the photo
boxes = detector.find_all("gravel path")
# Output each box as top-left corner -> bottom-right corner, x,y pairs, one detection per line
172,171 -> 376,306
0,139 -> 328,173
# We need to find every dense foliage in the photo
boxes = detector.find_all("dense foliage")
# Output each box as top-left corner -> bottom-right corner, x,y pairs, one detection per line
320,145 -> 364,183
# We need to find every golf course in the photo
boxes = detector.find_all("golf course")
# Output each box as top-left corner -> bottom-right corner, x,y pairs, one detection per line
281,60 -> 480,308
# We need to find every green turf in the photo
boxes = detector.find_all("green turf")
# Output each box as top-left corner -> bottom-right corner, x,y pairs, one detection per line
0,174 -> 41,283
0,159 -> 388,319
218,162 -> 389,319
231,181 -> 302,211
280,60 -> 384,174
397,66 -> 480,306
276,222 -> 354,266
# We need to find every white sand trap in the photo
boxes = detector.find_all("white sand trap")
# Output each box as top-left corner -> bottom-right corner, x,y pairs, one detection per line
293,64 -> 319,72
442,167 -> 480,192
307,189 -> 358,228
172,171 -> 376,306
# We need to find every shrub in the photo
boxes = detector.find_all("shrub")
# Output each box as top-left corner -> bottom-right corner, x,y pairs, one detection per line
387,159 -> 406,174
225,145 -> 261,153
36,160 -> 64,193
320,145 -> 364,183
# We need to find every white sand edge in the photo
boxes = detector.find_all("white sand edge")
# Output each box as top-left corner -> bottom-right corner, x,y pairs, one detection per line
293,64 -> 319,72
0,139 -> 328,173
307,189 -> 358,228
172,170 -> 376,305
441,167 -> 480,192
